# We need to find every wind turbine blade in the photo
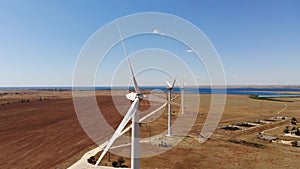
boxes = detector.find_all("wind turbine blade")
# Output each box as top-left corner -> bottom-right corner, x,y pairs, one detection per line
171,77 -> 177,88
166,81 -> 172,88
170,101 -> 182,107
144,94 -> 167,104
144,94 -> 181,107
95,98 -> 139,166
116,22 -> 141,94
129,60 -> 141,94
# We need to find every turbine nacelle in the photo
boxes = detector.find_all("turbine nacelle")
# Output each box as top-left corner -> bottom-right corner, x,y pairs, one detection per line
166,81 -> 173,90
166,77 -> 177,90
126,92 -> 144,101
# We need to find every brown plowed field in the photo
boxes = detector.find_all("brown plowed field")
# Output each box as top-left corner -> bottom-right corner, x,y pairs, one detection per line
1,90 -> 300,169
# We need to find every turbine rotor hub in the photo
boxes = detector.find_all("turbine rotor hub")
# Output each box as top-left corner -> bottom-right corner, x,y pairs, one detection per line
126,92 -> 144,101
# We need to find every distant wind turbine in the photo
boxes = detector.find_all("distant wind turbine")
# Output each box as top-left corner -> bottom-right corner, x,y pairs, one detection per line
166,78 -> 176,137
181,83 -> 186,114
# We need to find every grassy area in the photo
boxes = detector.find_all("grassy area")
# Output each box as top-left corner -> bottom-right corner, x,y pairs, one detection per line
228,139 -> 265,148
249,95 -> 294,102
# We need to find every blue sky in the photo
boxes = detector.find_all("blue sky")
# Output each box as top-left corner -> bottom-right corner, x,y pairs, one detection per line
0,0 -> 299,86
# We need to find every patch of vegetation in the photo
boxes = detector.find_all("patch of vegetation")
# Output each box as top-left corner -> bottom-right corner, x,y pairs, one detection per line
284,126 -> 290,134
291,117 -> 298,125
111,157 -> 127,168
221,125 -> 241,130
117,156 -> 125,166
20,99 -> 30,103
291,128 -> 300,136
295,129 -> 300,136
87,156 -> 96,165
236,123 -> 254,127
37,97 -> 50,101
249,95 -> 293,102
0,93 -> 8,97
229,139 -> 265,148
112,161 -> 118,167
292,141 -> 298,147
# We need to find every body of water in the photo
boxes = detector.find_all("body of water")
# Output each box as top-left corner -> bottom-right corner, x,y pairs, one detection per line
1,86 -> 300,97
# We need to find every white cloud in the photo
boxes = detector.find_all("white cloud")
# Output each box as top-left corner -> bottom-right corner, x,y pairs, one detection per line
152,28 -> 159,34
185,49 -> 193,53
152,28 -> 166,36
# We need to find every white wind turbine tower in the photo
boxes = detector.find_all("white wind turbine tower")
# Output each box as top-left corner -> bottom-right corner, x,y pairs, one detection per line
95,23 -> 144,169
181,83 -> 185,114
166,78 -> 176,137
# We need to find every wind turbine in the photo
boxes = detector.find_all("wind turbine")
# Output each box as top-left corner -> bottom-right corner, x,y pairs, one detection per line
181,83 -> 185,114
95,23 -> 144,169
166,78 -> 176,137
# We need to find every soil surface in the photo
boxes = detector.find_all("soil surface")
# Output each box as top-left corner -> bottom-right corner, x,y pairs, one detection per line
1,90 -> 300,169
